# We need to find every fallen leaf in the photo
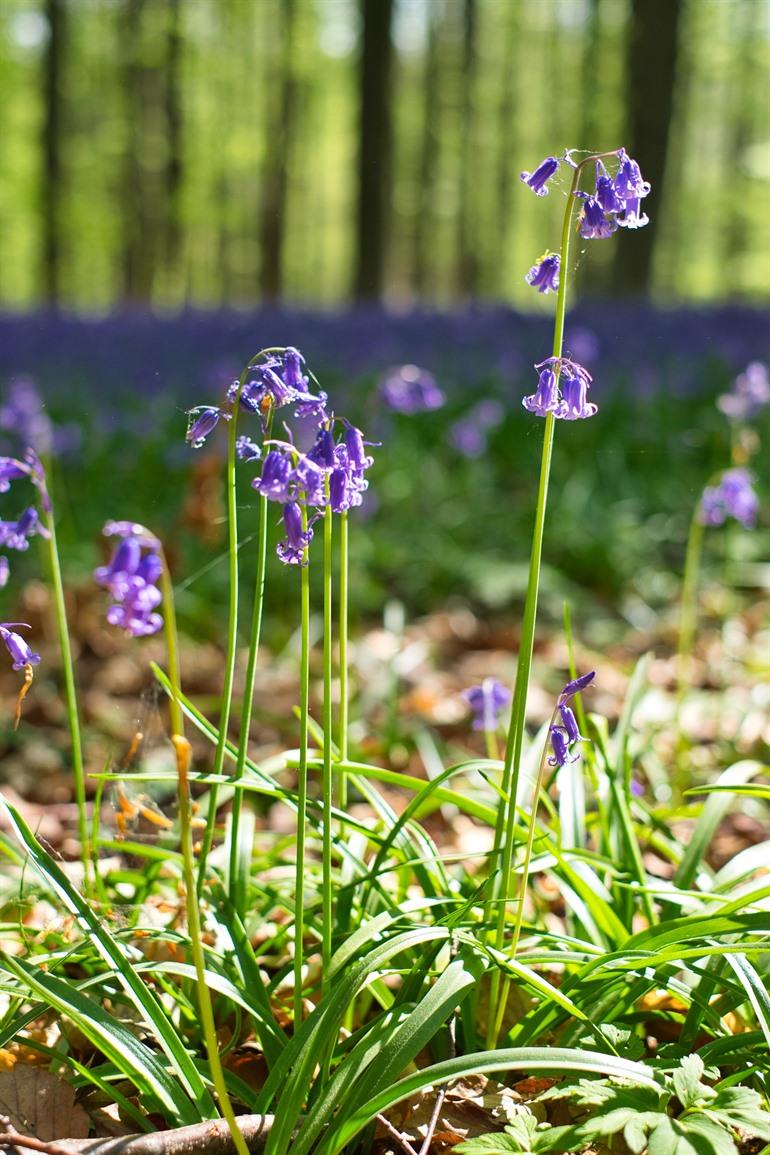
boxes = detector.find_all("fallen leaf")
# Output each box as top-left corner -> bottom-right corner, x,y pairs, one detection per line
0,1066 -> 89,1139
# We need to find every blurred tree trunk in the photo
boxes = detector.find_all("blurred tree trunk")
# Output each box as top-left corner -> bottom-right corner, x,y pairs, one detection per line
41,0 -> 66,304
412,0 -> 441,297
163,0 -> 183,283
259,0 -> 297,301
611,0 -> 683,296
493,2 -> 518,297
353,0 -> 394,301
120,0 -> 148,300
455,0 -> 478,298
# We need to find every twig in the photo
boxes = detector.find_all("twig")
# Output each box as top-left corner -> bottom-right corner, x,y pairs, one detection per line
417,1088 -> 446,1155
375,1115 -> 418,1155
0,1115 -> 276,1155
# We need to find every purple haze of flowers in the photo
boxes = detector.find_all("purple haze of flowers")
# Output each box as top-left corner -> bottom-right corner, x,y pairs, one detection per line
462,678 -> 512,732
0,623 -> 41,671
380,365 -> 445,413
525,253 -> 561,295
548,671 -> 595,767
717,362 -> 770,421
0,378 -> 55,455
520,156 -> 560,196
94,523 -> 164,637
450,399 -> 504,458
699,469 -> 759,530
523,358 -> 596,421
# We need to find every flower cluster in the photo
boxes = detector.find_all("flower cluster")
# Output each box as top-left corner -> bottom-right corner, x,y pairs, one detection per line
185,347 -> 328,449
254,419 -> 375,565
548,671 -> 595,767
379,365 -> 445,414
462,678 -> 511,732
94,522 -> 164,636
0,451 -> 50,588
523,357 -> 596,421
717,362 -> 770,423
699,469 -> 758,530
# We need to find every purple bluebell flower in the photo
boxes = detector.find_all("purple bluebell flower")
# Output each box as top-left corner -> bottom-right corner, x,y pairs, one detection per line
560,362 -> 597,420
291,453 -> 327,506
308,427 -> 338,470
241,364 -> 294,413
576,194 -> 618,239
380,365 -> 445,413
613,150 -> 651,204
95,524 -> 164,637
717,362 -> 770,421
0,623 -> 41,671
522,364 -> 566,418
276,501 -> 313,566
343,425 -> 373,472
292,389 -> 328,424
282,347 -> 307,391
462,678 -> 512,732
594,161 -> 622,214
520,156 -> 560,196
700,469 -> 759,529
253,450 -> 293,502
525,253 -> 561,295
186,406 -> 227,448
236,435 -> 261,461
450,399 -> 504,459
548,671 -> 595,766
0,506 -> 49,551
616,197 -> 649,230
0,458 -> 28,494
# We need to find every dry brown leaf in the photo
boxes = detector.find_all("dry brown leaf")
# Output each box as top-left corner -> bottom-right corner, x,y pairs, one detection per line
0,1066 -> 89,1140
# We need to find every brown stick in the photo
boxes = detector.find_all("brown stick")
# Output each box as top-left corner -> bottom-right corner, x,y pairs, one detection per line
0,1116 -> 276,1155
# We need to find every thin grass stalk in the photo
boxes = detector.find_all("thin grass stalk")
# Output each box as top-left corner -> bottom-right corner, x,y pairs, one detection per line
294,509 -> 311,1029
486,157 -> 586,1048
160,556 -> 250,1155
39,476 -> 90,893
677,504 -> 705,702
227,487 -> 270,912
322,503 -> 334,988
337,510 -> 349,775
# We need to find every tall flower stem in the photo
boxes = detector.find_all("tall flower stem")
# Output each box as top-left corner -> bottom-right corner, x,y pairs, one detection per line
40,478 -> 90,892
337,510 -> 350,777
227,489 -> 270,913
322,504 -> 334,989
160,558 -> 250,1155
676,505 -> 705,704
486,157 -> 587,1048
294,511 -> 311,1029
197,348 -> 282,892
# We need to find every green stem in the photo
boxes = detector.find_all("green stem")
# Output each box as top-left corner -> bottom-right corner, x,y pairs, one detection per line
486,155 -> 589,1048
322,504 -> 334,989
337,510 -> 349,778
294,513 -> 311,1030
227,490 -> 269,912
160,557 -> 250,1155
40,481 -> 90,893
677,504 -> 705,701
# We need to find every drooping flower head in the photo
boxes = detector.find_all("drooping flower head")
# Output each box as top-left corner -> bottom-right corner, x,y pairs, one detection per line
95,522 -> 164,637
185,406 -> 228,449
520,156 -> 560,196
613,149 -> 651,203
699,469 -> 759,530
462,678 -> 512,732
576,194 -> 618,240
717,362 -> 770,422
548,671 -> 595,767
525,252 -> 560,295
523,358 -> 596,421
0,623 -> 41,671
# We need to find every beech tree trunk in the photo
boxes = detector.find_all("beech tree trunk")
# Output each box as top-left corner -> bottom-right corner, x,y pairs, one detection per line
41,0 -> 66,304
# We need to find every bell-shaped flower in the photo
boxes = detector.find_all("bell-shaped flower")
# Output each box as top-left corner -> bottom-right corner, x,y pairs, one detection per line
525,253 -> 560,295
520,156 -> 560,196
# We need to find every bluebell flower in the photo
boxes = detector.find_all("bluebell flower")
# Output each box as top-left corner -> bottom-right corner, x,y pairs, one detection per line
308,427 -> 338,470
560,362 -> 597,420
525,253 -> 560,294
282,346 -> 307,391
700,469 -> 759,529
276,501 -> 313,566
616,197 -> 649,230
594,160 -> 622,214
520,156 -> 560,196
291,453 -> 327,507
548,670 -> 595,766
236,435 -> 261,461
717,362 -> 770,421
95,523 -> 164,637
0,623 -> 41,671
549,726 -> 580,767
380,365 -> 445,413
522,363 -> 566,418
0,458 -> 28,494
253,450 -> 293,502
576,194 -> 618,239
450,399 -> 504,458
0,506 -> 49,551
613,150 -> 651,203
186,406 -> 227,448
560,671 -> 596,700
462,678 -> 512,732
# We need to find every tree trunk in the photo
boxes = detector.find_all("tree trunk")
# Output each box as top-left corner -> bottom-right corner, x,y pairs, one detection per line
259,0 -> 297,301
611,0 -> 683,296
41,0 -> 66,305
353,0 -> 395,301
455,0 -> 478,298
493,1 -> 518,297
412,0 -> 441,297
163,0 -> 184,281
